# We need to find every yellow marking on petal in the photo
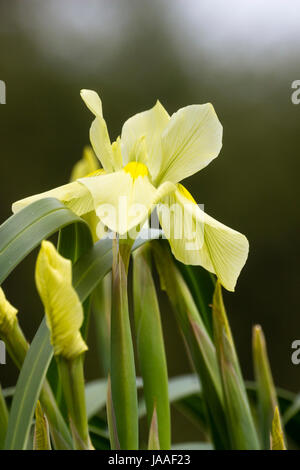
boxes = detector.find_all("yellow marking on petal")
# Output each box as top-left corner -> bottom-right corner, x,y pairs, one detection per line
0,287 -> 18,336
177,184 -> 197,204
123,161 -> 148,180
85,169 -> 106,178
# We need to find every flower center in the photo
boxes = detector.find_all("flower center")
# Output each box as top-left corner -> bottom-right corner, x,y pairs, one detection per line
123,162 -> 148,179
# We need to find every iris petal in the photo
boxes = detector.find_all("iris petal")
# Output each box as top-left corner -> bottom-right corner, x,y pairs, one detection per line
158,104 -> 222,184
158,184 -> 248,291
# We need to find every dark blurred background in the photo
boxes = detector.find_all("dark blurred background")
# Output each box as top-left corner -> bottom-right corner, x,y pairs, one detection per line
1,0 -> 300,438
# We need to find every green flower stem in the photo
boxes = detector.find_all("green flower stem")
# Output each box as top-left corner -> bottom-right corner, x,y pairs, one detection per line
0,320 -> 72,450
0,385 -> 8,449
57,355 -> 92,450
1,321 -> 28,369
110,237 -> 138,450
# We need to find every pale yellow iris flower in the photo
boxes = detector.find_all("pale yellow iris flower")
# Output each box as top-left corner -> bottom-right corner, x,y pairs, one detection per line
13,90 -> 248,291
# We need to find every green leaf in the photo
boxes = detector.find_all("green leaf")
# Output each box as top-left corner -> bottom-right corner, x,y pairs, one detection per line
5,320 -> 53,449
106,375 -> 120,450
86,379 -> 108,420
172,442 -> 213,450
283,393 -> 300,425
86,377 -> 143,420
177,263 -> 215,338
213,283 -> 259,450
247,382 -> 299,447
88,416 -> 110,450
253,325 -> 279,448
0,198 -> 91,285
0,384 -> 8,449
133,245 -> 170,449
152,241 -> 228,450
148,407 -> 160,450
168,374 -> 201,400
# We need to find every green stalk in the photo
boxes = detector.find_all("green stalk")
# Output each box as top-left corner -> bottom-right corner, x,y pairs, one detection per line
1,321 -> 28,369
0,384 -> 8,449
57,355 -> 92,450
0,320 -> 72,449
93,273 -> 111,376
133,245 -> 170,449
110,237 -> 138,450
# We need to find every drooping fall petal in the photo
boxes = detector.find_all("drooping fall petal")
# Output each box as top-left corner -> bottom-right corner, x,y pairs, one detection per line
158,184 -> 248,291
12,181 -> 93,217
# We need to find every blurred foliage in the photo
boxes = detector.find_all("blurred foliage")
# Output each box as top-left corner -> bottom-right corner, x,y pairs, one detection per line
0,0 -> 299,420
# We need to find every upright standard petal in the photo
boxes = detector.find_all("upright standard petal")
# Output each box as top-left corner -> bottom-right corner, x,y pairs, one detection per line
80,162 -> 175,236
35,240 -> 87,360
121,100 -> 170,181
157,104 -> 223,184
80,89 -> 103,117
158,185 -> 248,291
12,181 -> 94,216
81,89 -> 122,172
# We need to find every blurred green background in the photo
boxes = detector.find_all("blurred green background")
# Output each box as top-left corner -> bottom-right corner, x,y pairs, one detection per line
0,0 -> 300,440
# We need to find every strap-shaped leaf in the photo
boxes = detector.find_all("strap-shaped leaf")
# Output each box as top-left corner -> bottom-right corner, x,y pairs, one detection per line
5,320 -> 53,449
253,325 -> 279,448
0,385 -> 8,449
177,263 -> 215,338
0,198 -> 92,285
